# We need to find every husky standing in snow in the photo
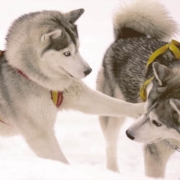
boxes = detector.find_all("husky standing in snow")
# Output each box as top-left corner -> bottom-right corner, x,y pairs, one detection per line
0,9 -> 144,163
97,0 -> 180,177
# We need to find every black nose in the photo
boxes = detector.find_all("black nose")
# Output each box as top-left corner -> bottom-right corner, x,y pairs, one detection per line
126,130 -> 135,140
84,68 -> 92,76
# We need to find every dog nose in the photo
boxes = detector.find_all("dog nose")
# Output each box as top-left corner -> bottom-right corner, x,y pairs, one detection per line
84,68 -> 92,76
126,130 -> 135,140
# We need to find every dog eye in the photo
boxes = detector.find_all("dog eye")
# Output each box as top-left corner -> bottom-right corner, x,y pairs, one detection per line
152,120 -> 162,127
63,51 -> 71,57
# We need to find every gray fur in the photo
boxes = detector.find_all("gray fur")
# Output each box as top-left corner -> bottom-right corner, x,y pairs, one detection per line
127,72 -> 180,177
0,9 -> 145,166
97,0 -> 180,177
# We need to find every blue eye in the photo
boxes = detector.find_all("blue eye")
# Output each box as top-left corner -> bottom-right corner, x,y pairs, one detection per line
63,51 -> 71,57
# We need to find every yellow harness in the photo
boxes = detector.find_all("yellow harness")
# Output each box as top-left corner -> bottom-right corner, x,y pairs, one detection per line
140,39 -> 180,102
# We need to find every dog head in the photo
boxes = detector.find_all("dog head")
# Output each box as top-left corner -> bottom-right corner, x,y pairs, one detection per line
126,62 -> 180,143
6,9 -> 92,80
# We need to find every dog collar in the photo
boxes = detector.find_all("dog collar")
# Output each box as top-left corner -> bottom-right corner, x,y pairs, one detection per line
0,50 -> 63,108
18,71 -> 63,108
17,71 -> 63,108
140,39 -> 180,101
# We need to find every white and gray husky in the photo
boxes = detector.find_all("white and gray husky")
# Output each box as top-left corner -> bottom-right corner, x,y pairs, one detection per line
97,0 -> 180,178
0,9 -> 144,164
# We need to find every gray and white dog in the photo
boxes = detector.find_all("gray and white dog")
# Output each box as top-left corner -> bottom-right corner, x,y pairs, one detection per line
0,9 -> 144,163
97,0 -> 180,178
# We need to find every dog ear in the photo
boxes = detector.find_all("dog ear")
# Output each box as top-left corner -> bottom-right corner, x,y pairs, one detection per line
65,9 -> 85,23
170,99 -> 180,123
41,29 -> 62,43
152,62 -> 171,86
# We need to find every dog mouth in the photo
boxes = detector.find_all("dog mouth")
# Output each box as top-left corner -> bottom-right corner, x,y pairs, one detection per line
60,67 -> 75,78
66,71 -> 74,78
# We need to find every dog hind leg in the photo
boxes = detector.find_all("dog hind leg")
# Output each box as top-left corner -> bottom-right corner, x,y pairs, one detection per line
100,116 -> 125,172
97,69 -> 125,172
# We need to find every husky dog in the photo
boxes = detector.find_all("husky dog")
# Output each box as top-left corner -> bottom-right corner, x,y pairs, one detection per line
97,0 -> 179,177
0,9 -> 144,164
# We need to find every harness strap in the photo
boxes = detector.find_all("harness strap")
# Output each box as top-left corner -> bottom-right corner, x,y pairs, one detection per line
140,76 -> 154,102
146,44 -> 169,67
169,39 -> 180,59
140,39 -> 180,101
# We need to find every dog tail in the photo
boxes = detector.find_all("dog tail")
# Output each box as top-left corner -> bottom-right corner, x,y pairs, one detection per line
113,0 -> 178,41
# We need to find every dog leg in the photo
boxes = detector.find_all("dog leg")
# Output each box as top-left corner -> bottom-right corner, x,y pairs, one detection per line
100,116 -> 125,172
144,140 -> 175,178
16,108 -> 69,164
23,129 -> 69,163
62,80 -> 144,118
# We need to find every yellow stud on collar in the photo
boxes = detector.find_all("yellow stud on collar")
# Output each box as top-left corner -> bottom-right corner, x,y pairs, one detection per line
140,39 -> 180,102
51,91 -> 63,107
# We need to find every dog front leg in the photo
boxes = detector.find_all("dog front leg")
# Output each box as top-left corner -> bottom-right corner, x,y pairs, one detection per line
30,132 -> 68,163
20,127 -> 69,163
62,80 -> 144,118
144,140 -> 175,178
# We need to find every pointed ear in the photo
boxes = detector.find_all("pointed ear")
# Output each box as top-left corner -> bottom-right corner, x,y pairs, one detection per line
65,9 -> 85,23
152,62 -> 171,86
41,29 -> 62,43
170,99 -> 180,123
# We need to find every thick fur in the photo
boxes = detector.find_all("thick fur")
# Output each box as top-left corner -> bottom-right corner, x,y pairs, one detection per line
0,9 -> 144,164
113,0 -> 178,41
97,0 -> 179,177
127,63 -> 180,177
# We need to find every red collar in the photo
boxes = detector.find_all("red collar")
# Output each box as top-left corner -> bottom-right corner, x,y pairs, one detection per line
0,50 -> 63,108
17,69 -> 30,80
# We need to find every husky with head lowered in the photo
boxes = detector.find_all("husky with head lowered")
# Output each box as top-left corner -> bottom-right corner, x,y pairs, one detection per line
126,62 -> 180,178
0,9 -> 144,163
97,0 -> 179,178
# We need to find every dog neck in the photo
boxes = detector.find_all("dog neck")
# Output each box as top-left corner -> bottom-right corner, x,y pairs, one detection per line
0,50 -> 63,108
17,67 -> 64,108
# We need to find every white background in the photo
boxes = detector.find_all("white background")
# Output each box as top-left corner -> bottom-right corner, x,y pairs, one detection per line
0,0 -> 180,179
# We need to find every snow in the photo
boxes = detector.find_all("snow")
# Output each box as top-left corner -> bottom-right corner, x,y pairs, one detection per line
0,0 -> 180,179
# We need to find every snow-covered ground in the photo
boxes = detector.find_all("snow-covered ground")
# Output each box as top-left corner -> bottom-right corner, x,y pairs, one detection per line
0,0 -> 180,179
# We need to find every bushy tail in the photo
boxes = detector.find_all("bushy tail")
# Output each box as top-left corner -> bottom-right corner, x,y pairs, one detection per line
113,0 -> 178,41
